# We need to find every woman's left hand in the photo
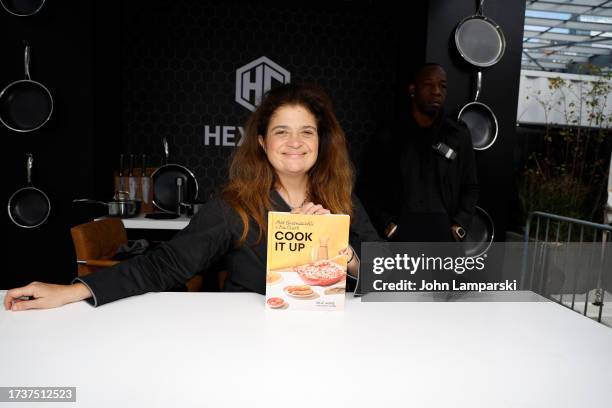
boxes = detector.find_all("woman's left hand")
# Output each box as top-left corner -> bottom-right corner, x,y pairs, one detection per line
338,246 -> 352,258
291,202 -> 330,215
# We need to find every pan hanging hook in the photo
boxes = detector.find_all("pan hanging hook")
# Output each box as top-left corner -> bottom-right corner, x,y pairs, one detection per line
26,153 -> 34,185
477,0 -> 485,16
162,137 -> 170,165
24,44 -> 32,80
0,41 -> 54,132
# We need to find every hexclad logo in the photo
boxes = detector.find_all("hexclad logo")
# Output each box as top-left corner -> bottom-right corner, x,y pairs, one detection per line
235,56 -> 291,112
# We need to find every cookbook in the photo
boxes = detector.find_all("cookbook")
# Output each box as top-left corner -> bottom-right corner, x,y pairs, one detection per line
265,211 -> 351,311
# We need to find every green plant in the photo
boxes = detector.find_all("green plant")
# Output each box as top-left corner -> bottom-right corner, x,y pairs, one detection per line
519,64 -> 612,225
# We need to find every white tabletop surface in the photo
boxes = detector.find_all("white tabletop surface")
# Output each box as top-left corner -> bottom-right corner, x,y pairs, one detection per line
96,214 -> 191,230
1,290 -> 611,408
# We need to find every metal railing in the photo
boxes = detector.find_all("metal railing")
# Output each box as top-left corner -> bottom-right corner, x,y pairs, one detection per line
521,211 -> 611,323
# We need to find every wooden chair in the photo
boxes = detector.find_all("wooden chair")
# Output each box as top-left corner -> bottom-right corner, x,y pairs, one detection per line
70,218 -> 203,292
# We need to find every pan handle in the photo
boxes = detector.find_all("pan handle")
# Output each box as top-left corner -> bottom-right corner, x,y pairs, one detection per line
119,154 -> 124,177
26,153 -> 33,186
474,70 -> 482,102
162,137 -> 169,164
477,0 -> 484,15
114,191 -> 130,200
24,44 -> 31,81
72,199 -> 109,206
128,154 -> 134,177
141,154 -> 147,177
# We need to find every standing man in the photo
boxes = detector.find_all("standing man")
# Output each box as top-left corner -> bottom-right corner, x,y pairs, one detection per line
357,63 -> 478,242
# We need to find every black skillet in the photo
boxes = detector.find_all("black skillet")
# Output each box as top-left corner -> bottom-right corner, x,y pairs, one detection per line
458,71 -> 498,150
463,206 -> 495,258
8,153 -> 51,228
151,137 -> 199,213
0,44 -> 53,132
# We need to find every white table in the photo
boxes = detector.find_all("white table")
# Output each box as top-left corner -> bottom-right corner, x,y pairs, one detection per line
1,290 -> 611,407
95,214 -> 191,230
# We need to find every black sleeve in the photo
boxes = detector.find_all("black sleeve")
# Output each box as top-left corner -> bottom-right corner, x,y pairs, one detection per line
349,194 -> 383,259
347,195 -> 383,293
453,128 -> 479,230
355,128 -> 400,237
72,197 -> 234,307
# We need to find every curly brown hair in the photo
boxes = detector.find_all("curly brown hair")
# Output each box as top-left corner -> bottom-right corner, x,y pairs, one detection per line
223,83 -> 354,244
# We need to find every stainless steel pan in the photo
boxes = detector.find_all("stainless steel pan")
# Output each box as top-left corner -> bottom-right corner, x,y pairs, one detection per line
73,192 -> 142,218
458,71 -> 498,150
151,137 -> 198,213
1,0 -> 46,16
463,206 -> 494,258
454,0 -> 506,68
8,153 -> 51,228
0,45 -> 53,132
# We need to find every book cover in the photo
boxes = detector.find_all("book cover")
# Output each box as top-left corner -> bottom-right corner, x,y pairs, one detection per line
265,212 -> 350,311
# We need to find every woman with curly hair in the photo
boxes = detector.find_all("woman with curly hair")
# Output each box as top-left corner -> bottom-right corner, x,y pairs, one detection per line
5,83 -> 380,310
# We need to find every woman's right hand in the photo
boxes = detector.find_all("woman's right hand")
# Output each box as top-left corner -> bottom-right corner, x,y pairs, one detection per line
3,282 -> 92,312
291,202 -> 331,215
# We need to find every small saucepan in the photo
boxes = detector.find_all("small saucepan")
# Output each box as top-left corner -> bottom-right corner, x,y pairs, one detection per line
73,191 -> 142,218
180,199 -> 206,216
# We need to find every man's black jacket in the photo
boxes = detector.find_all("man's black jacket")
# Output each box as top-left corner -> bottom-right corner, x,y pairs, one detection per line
357,112 -> 479,238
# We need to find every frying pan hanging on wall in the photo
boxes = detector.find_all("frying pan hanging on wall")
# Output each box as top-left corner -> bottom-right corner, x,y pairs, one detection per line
0,44 -> 53,132
151,137 -> 199,213
1,0 -> 45,16
458,71 -> 498,150
454,0 -> 506,67
8,153 -> 51,228
463,206 -> 494,258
